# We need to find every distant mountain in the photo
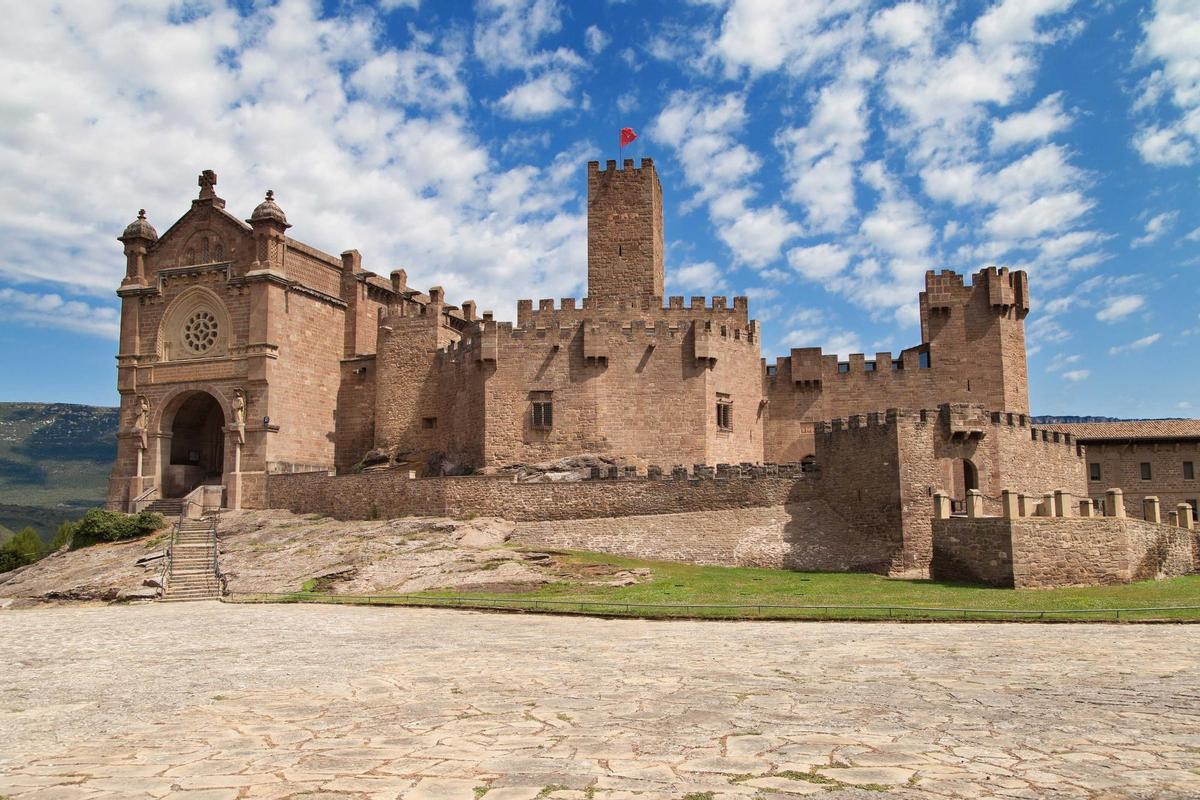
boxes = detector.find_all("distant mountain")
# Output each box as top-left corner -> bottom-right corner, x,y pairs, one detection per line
0,403 -> 118,540
1031,415 -> 1188,424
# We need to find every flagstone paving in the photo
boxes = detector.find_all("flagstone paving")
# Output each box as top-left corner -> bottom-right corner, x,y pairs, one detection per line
1,603 -> 1198,799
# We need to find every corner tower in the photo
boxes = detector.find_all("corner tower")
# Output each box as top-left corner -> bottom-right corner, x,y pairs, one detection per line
587,158 -> 664,301
920,267 -> 1030,413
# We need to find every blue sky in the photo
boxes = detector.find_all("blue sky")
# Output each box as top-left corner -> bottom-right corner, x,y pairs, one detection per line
0,0 -> 1197,417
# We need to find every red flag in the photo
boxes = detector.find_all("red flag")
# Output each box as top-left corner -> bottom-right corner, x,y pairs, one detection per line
620,127 -> 638,148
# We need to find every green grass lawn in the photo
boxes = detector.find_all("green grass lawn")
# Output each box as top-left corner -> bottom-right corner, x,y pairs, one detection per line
234,550 -> 1200,621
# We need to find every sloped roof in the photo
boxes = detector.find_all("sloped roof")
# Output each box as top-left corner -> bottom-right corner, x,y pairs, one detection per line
1044,420 -> 1200,441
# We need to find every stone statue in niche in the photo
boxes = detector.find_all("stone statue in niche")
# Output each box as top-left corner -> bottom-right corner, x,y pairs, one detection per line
133,396 -> 150,451
233,389 -> 247,445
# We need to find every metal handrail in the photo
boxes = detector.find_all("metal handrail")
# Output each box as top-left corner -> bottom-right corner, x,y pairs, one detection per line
131,485 -> 159,514
222,592 -> 1200,621
206,507 -> 226,595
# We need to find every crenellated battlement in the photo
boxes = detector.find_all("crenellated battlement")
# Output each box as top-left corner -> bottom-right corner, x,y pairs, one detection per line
587,157 -> 657,178
813,404 -> 1084,456
437,315 -> 759,353
922,266 -> 1029,317
764,345 -> 930,385
516,294 -> 750,323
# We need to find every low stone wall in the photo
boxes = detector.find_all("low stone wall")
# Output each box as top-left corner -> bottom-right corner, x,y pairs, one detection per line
932,516 -> 1194,588
266,469 -> 814,523
514,499 -> 892,572
930,519 -> 1014,587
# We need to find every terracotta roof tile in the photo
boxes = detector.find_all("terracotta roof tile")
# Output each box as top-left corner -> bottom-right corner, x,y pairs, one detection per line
1042,420 -> 1200,441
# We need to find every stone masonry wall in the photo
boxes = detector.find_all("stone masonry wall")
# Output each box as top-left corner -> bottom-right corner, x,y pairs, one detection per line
267,470 -> 813,523
932,516 -> 1194,588
812,416 -> 906,573
586,159 -> 664,300
1080,440 -> 1200,520
930,518 -> 1015,587
512,497 -> 883,572
763,267 -> 1030,463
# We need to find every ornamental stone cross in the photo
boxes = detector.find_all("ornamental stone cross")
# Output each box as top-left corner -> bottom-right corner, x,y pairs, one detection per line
198,169 -> 218,198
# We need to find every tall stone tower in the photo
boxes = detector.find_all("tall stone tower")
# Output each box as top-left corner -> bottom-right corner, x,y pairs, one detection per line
920,267 -> 1031,414
587,158 -> 664,301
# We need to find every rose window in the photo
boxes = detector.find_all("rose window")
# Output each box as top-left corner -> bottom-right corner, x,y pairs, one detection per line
182,310 -> 219,354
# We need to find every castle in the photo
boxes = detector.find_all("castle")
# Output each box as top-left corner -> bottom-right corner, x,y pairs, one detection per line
107,161 -> 1196,585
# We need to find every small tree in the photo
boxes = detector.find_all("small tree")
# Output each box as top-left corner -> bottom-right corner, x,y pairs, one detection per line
0,527 -> 42,572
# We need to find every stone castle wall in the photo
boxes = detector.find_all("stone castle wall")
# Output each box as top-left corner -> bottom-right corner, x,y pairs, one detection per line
808,406 -> 1086,573
933,516 -> 1194,588
511,498 -> 886,572
266,469 -> 814,522
763,268 -> 1031,462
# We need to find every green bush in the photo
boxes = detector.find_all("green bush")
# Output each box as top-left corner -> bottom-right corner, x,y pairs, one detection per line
49,520 -> 76,551
0,527 -> 43,573
69,509 -> 165,549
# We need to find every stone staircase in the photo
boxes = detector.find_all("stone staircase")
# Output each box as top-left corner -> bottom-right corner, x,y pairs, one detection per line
145,498 -> 185,517
162,516 -> 223,602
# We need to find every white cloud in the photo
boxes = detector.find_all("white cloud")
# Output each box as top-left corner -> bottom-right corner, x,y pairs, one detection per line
786,243 -> 851,280
381,0 -> 421,8
990,92 -> 1072,151
717,206 -> 801,268
474,0 -> 565,71
668,261 -> 726,292
496,70 -> 575,118
350,34 -> 468,109
616,92 -> 638,114
1095,295 -> 1146,323
651,91 -> 800,266
0,0 -> 590,332
0,288 -> 119,338
1185,226 -> 1200,243
1046,352 -> 1080,372
1132,0 -> 1200,167
871,3 -> 934,50
776,71 -> 874,232
584,25 -> 610,54
860,198 -> 934,259
779,307 -> 862,356
1062,368 -> 1089,382
1108,333 -> 1161,355
1131,211 -> 1178,247
712,0 -> 869,78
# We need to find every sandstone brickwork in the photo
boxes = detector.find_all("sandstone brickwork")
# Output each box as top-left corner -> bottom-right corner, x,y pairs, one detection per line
933,515 -> 1194,588
1045,421 -> 1200,523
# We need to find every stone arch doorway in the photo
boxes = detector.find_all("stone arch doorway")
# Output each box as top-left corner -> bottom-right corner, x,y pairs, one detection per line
963,459 -> 979,493
160,391 -> 226,498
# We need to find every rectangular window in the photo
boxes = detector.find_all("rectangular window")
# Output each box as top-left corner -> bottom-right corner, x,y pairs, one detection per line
837,362 -> 850,373
1184,461 -> 1195,480
422,417 -> 437,429
1189,500 -> 1198,522
864,361 -> 876,372
530,392 -> 553,430
1089,462 -> 1101,482
766,365 -> 777,377
918,350 -> 931,369
1140,462 -> 1152,481
716,394 -> 733,431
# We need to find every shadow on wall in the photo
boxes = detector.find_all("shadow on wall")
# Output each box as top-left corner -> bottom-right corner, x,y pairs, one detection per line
775,482 -> 896,574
